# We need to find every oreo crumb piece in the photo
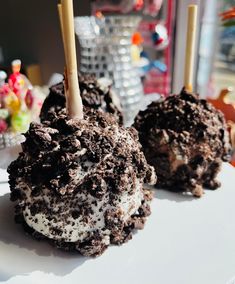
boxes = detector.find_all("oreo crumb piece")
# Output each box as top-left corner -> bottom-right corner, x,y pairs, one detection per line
105,209 -> 124,235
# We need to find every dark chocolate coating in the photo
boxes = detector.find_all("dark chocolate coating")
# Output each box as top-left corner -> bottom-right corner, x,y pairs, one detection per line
133,88 -> 231,197
8,108 -> 156,256
40,73 -> 123,124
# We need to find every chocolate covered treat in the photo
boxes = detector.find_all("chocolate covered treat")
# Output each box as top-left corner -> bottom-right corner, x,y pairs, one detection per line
8,108 -> 156,256
134,88 -> 231,197
40,74 -> 123,124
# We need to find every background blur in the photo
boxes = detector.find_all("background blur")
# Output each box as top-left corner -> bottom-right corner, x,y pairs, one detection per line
0,0 -> 234,97
0,0 -> 90,83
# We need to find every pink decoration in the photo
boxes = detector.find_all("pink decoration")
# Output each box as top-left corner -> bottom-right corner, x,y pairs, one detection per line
25,90 -> 34,109
8,60 -> 31,99
0,84 -> 11,108
143,0 -> 163,16
0,119 -> 8,133
0,84 -> 11,97
8,72 -> 25,97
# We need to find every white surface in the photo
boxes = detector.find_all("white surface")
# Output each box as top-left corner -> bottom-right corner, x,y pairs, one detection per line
0,169 -> 8,183
0,145 -> 22,170
0,163 -> 235,284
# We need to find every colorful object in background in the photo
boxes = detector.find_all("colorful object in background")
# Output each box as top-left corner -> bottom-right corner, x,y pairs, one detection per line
134,0 -> 144,11
91,0 -> 163,15
131,32 -> 144,62
4,91 -> 21,113
8,60 -> 32,99
0,59 -> 38,136
25,89 -> 34,109
219,6 -> 235,27
132,32 -> 143,46
131,31 -> 167,77
11,111 -> 30,133
91,0 -> 171,96
151,23 -> 169,50
208,88 -> 235,122
0,71 -> 7,109
0,119 -> 8,134
137,14 -> 172,95
140,50 -> 167,73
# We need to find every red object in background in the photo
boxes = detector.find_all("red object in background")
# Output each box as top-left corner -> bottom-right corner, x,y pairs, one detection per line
8,72 -> 23,97
134,0 -> 144,11
155,37 -> 164,45
0,83 -> 11,109
0,83 -> 11,97
143,69 -> 170,94
208,89 -> 235,122
132,32 -> 144,45
219,6 -> 235,21
0,119 -> 8,134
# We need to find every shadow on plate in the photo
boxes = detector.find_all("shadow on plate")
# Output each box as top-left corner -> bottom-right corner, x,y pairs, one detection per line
155,189 -> 195,202
0,194 -> 88,282
149,187 -> 196,202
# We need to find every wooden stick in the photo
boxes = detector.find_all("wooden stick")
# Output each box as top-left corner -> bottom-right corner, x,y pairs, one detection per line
58,2 -> 69,113
57,3 -> 67,65
184,5 -> 198,92
61,0 -> 83,119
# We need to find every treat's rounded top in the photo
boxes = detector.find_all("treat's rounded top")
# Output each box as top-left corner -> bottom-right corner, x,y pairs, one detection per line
134,88 -> 231,161
9,107 -> 155,197
40,73 -> 123,124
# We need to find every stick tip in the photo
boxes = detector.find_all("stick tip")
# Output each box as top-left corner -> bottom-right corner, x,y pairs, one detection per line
188,4 -> 198,13
188,4 -> 197,9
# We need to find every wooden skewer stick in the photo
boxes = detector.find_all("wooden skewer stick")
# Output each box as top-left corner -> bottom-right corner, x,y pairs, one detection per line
61,0 -> 83,119
57,2 -> 69,112
57,3 -> 67,65
184,5 -> 198,93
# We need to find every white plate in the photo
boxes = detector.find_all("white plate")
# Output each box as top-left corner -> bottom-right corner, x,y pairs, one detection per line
0,164 -> 235,284
0,145 -> 22,170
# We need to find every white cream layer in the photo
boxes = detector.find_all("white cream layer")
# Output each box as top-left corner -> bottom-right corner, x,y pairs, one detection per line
23,179 -> 143,243
20,125 -> 147,243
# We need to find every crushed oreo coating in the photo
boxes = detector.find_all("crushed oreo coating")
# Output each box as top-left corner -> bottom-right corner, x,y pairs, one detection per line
8,108 -> 156,256
134,88 -> 231,197
40,73 -> 123,124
